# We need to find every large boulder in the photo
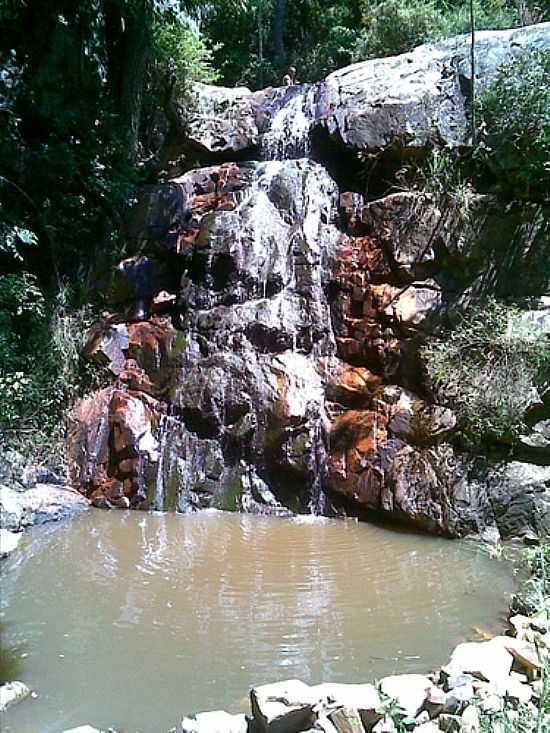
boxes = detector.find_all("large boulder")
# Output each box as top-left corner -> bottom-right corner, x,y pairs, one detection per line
0,484 -> 88,532
319,24 -> 550,153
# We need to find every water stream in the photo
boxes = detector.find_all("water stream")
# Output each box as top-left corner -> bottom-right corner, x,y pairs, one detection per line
1,510 -> 514,733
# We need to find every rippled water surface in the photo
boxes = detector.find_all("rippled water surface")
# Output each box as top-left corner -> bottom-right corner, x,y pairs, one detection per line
1,510 -> 514,733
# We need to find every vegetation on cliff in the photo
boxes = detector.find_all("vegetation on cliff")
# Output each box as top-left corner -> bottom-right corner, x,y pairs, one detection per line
422,299 -> 550,449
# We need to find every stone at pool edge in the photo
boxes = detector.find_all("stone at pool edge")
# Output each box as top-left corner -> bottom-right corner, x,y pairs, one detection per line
0,483 -> 89,532
181,710 -> 248,733
0,528 -> 22,557
0,681 -> 31,713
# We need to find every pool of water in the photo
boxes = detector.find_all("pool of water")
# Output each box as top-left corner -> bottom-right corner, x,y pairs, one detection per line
1,510 -> 514,733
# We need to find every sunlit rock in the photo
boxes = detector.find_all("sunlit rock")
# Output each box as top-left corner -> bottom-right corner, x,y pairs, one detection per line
442,640 -> 513,689
0,528 -> 21,557
379,674 -> 431,719
250,679 -> 315,733
181,710 -> 248,733
0,681 -> 30,712
0,484 -> 88,531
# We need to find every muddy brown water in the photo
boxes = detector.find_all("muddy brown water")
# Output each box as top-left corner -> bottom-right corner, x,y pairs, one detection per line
1,510 -> 514,733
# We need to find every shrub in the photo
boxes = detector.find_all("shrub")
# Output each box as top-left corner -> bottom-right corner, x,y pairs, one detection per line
354,0 -> 518,61
0,281 -> 108,467
355,0 -> 441,60
152,15 -> 220,95
421,300 -> 550,447
475,47 -> 550,198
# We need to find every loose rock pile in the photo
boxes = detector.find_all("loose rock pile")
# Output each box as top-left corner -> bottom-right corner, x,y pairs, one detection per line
177,614 -> 548,733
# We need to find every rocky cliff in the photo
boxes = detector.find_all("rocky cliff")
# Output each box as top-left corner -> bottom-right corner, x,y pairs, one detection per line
69,24 -> 550,540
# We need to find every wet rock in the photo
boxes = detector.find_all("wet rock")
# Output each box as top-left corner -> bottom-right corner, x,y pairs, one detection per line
0,484 -> 88,532
379,674 -> 431,719
175,26 -> 550,161
250,679 -> 315,733
328,436 -> 496,537
106,255 -> 171,311
325,365 -> 382,408
519,419 -> 550,459
379,386 -> 456,445
180,710 -> 248,733
0,681 -> 30,712
0,528 -> 21,557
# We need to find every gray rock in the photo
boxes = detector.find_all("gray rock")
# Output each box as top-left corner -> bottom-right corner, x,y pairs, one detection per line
0,681 -> 30,712
443,683 -> 474,714
181,710 -> 248,733
250,679 -> 315,733
173,83 -> 263,159
487,462 -> 550,540
0,528 -> 22,557
320,24 -> 550,153
0,484 -> 89,532
379,674 -> 431,718
84,322 -> 129,375
442,640 -> 513,690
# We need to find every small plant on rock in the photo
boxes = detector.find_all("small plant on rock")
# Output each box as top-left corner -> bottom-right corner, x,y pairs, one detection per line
474,47 -> 550,199
421,299 -> 550,448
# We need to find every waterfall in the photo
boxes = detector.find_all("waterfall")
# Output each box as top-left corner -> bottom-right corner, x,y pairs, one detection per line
261,85 -> 317,161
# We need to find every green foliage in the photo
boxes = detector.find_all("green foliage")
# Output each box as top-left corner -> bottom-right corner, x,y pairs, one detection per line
512,544 -> 550,616
0,280 -> 109,463
475,47 -> 550,198
355,0 -> 441,60
422,300 -> 550,447
354,0 -> 518,61
152,15 -> 220,94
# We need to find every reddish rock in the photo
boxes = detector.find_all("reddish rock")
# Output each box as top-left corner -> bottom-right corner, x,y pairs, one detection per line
83,324 -> 129,375
325,364 -> 382,408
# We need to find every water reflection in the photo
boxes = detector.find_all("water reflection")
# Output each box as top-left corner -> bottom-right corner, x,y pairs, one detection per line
1,510 -> 514,733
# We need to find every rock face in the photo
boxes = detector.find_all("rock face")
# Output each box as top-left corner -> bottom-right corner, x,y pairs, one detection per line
165,23 -> 550,164
70,25 -> 550,538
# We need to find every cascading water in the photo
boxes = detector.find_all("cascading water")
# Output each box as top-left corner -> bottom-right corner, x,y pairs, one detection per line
146,152 -> 341,517
261,85 -> 317,161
